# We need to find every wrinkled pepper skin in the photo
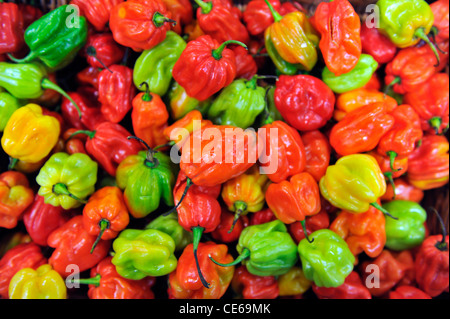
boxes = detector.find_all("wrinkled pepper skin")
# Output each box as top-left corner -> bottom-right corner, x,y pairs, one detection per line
430,0 -> 449,43
231,265 -> 279,299
302,130 -> 331,182
360,22 -> 397,65
116,150 -> 177,218
84,33 -> 126,70
71,0 -> 123,32
133,31 -> 186,96
0,92 -> 21,132
319,154 -> 387,214
313,0 -> 361,76
266,172 -> 321,224
207,77 -> 266,129
322,54 -> 379,94
8,264 -> 67,299
277,266 -> 312,297
389,286 -> 431,299
1,104 -> 60,164
47,215 -> 111,277
0,2 -> 24,55
382,200 -> 427,251
298,229 -> 355,288
312,271 -> 371,299
36,152 -> 98,210
11,5 -> 88,70
112,229 -> 177,279
0,171 -> 34,229
168,242 -> 234,299
274,75 -> 335,131
232,45 -> 258,81
0,243 -> 47,299
407,134 -> 449,190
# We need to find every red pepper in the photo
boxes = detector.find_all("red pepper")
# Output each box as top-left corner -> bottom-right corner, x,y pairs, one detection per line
312,271 -> 371,299
83,33 -> 126,70
71,0 -> 123,32
0,243 -> 47,299
70,122 -> 143,177
360,22 -> 397,65
231,45 -> 258,81
76,66 -> 101,89
302,130 -> 331,182
211,206 -> 249,243
249,207 -> 277,226
313,0 -> 361,76
380,177 -> 424,203
430,0 -> 449,43
389,286 -> 432,299
63,128 -> 89,155
394,250 -> 416,287
161,0 -> 193,35
231,265 -> 279,299
47,215 -> 111,278
274,75 -> 335,132
289,210 -> 330,244
369,150 -> 409,191
0,2 -> 24,55
22,194 -> 72,247
172,35 -> 241,101
243,0 -> 284,37
98,64 -> 136,123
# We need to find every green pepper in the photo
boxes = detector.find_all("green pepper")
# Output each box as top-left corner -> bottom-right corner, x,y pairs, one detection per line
298,229 -> 355,288
210,220 -> 298,277
116,144 -> 178,219
8,5 -> 88,71
0,92 -> 22,132
257,86 -> 284,127
0,62 -> 81,117
145,213 -> 193,252
382,200 -> 427,251
133,31 -> 187,97
322,54 -> 379,94
264,34 -> 301,76
36,152 -> 98,210
166,81 -> 211,120
207,76 -> 266,129
111,228 -> 177,280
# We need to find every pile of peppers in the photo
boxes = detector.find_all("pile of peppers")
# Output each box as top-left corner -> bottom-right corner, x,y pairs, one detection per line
0,0 -> 449,300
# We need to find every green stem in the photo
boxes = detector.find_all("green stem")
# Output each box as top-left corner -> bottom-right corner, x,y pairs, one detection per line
86,46 -> 113,73
192,226 -> 210,289
428,207 -> 448,251
414,27 -> 440,67
69,274 -> 102,287
383,77 -> 401,94
8,158 -> 18,171
68,130 -> 96,140
386,150 -> 398,172
7,51 -> 37,64
264,0 -> 283,22
212,40 -> 248,60
153,12 -> 177,28
52,183 -> 87,204
229,201 -> 248,234
209,247 -> 251,267
370,202 -> 398,220
300,220 -> 314,243
429,116 -> 442,135
41,78 -> 82,119
127,136 -> 158,168
90,219 -> 110,254
193,0 -> 213,14
384,171 -> 396,200
153,141 -> 176,151
139,82 -> 153,102
163,178 -> 193,216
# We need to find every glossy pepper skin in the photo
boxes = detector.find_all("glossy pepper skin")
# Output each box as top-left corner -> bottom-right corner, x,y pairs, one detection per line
8,264 -> 67,299
0,2 -> 24,55
302,130 -> 331,182
131,85 -> 169,149
23,194 -> 71,247
168,242 -> 234,299
211,220 -> 298,277
389,286 -> 431,299
407,134 -> 449,190
116,148 -> 177,219
167,81 -> 211,120
312,271 -> 371,299
243,0 -> 289,37
1,104 -> 60,164
0,171 -> 34,229
266,172 -> 321,224
112,228 -> 177,279
71,122 -> 143,177
161,0 -> 193,35
207,77 -> 266,129
360,22 -> 397,65
0,243 -> 47,299
313,0 -> 361,76
330,102 -> 394,156
319,154 -> 387,214
109,0 -> 174,52
277,266 -> 311,297
0,92 -> 21,132
98,64 -> 136,123
36,152 -> 98,210
298,229 -> 355,288
9,5 -> 88,70
264,0 -> 319,71
133,31 -> 186,97
172,35 -> 239,101
71,0 -> 123,32
232,45 -> 258,81
274,75 -> 335,131
231,265 -> 279,299
83,33 -> 125,70
259,120 -> 306,183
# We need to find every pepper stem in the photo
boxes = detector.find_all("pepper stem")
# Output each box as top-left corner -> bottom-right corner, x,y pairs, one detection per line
52,183 -> 87,204
386,150 -> 399,172
69,274 -> 102,287
428,207 -> 448,251
209,247 -> 251,267
193,0 -> 213,14
384,171 -> 396,200
414,27 -> 440,67
90,219 -> 110,254
264,0 -> 283,22
383,77 -> 401,94
41,78 -> 82,119
192,226 -> 210,288
68,130 -> 96,140
153,141 -> 176,151
139,82 -> 153,102
212,40 -> 248,60
7,51 -> 37,64
163,178 -> 193,216
127,136 -> 158,168
153,12 -> 177,28
370,202 -> 398,220
229,201 -> 248,234
429,116 -> 442,135
86,46 -> 113,73
300,219 -> 314,243
8,158 -> 18,171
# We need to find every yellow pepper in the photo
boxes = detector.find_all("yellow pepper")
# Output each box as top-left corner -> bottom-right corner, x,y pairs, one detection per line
8,264 -> 67,299
1,104 -> 60,164
278,267 -> 312,296
319,154 -> 387,214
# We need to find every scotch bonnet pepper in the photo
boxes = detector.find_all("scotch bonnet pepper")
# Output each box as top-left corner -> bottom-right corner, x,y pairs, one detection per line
231,265 -> 279,299
70,0 -> 122,32
0,1 -> 24,55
